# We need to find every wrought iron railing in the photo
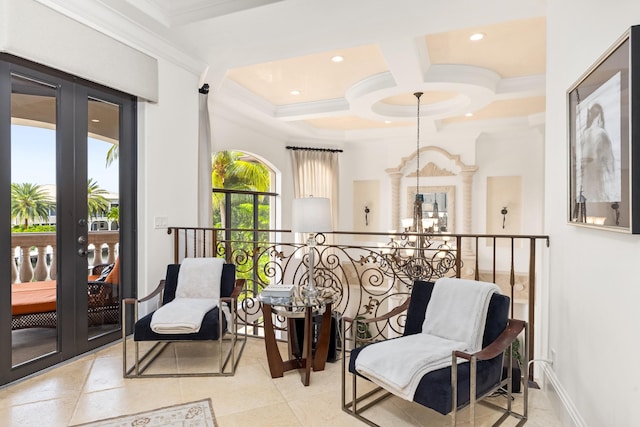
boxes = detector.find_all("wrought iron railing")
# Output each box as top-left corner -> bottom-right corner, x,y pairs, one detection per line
167,226 -> 549,371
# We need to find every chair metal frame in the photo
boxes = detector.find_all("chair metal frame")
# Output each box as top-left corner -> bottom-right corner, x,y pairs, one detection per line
341,296 -> 529,426
122,274 -> 247,378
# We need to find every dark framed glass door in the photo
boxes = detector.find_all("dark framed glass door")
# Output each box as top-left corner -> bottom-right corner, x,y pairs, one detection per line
0,55 -> 136,385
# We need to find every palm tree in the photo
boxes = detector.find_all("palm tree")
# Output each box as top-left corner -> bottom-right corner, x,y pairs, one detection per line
211,151 -> 270,226
107,206 -> 119,229
10,182 -> 53,229
212,151 -> 270,191
107,206 -> 119,222
105,144 -> 118,167
87,178 -> 110,219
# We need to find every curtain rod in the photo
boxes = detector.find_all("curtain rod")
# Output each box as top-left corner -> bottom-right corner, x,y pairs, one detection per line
286,145 -> 343,153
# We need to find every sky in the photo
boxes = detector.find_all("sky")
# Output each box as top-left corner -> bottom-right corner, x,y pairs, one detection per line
11,125 -> 119,193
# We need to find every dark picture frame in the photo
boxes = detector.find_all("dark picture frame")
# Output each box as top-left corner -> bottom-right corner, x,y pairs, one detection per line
568,26 -> 640,233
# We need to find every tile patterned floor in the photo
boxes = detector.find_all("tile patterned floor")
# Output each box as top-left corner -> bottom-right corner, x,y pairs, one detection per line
0,338 -> 562,426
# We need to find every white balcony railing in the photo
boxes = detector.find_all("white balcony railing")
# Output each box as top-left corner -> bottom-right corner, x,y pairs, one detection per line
10,231 -> 119,283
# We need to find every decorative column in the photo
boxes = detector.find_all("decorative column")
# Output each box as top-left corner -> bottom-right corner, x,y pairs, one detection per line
461,168 -> 478,256
388,171 -> 403,230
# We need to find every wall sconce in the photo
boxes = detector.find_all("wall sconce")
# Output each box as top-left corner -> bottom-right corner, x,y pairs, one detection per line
611,202 -> 620,226
364,206 -> 370,226
501,207 -> 508,229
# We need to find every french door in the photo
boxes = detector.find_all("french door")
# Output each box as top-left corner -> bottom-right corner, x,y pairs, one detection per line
0,55 -> 136,385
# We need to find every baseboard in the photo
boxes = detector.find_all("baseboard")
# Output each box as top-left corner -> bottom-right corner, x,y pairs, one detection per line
542,364 -> 587,427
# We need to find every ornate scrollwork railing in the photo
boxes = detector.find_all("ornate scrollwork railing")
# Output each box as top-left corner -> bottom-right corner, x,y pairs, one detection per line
168,227 -> 549,358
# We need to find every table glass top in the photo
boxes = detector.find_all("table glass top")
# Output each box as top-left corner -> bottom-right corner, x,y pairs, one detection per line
258,285 -> 337,312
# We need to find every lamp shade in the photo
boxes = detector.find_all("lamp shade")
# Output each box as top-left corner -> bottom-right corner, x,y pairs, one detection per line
292,197 -> 332,233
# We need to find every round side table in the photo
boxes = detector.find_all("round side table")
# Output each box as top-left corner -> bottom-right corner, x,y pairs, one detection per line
259,288 -> 337,386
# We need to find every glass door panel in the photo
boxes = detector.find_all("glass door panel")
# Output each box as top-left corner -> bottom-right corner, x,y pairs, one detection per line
10,74 -> 59,366
87,97 -> 120,339
1,55 -> 135,386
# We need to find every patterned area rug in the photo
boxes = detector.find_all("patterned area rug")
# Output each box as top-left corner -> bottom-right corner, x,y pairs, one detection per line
71,399 -> 216,427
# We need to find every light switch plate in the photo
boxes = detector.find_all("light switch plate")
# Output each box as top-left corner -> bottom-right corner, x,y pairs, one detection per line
154,216 -> 168,229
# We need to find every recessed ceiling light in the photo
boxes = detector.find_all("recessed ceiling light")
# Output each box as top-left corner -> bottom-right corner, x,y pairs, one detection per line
91,119 -> 100,123
290,90 -> 301,95
465,112 -> 473,117
469,33 -> 485,41
331,55 -> 344,63
384,120 -> 392,124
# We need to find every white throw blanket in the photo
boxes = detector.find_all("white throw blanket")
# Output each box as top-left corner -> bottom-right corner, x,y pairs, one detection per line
151,258 -> 226,334
355,333 -> 467,400
150,298 -> 218,334
422,278 -> 500,351
355,278 -> 500,400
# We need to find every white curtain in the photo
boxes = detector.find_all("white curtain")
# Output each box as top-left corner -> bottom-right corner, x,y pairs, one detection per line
290,148 -> 340,236
198,86 -> 213,228
190,85 -> 214,257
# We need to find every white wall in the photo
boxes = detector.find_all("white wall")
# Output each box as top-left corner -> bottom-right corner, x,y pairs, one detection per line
546,2 -> 640,425
136,57 -> 201,299
339,130 -> 543,238
475,129 -> 545,236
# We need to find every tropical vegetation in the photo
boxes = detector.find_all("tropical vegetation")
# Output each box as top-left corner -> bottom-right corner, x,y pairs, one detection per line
212,150 -> 270,191
212,151 -> 272,284
10,182 -> 52,229
87,178 -> 110,219
11,178 -> 111,232
11,224 -> 56,232
211,150 -> 270,227
105,143 -> 118,167
107,206 -> 119,223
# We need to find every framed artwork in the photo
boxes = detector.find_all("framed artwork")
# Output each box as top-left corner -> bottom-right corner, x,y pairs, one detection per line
568,25 -> 640,233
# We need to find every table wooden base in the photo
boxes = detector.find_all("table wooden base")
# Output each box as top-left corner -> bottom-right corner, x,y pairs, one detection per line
262,302 -> 333,386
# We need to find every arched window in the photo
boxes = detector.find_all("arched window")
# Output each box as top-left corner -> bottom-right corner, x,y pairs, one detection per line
211,150 -> 276,231
211,151 -> 278,285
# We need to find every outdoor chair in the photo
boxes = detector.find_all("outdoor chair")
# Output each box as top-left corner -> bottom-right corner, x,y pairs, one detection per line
122,257 -> 246,378
342,278 -> 528,426
87,258 -> 120,325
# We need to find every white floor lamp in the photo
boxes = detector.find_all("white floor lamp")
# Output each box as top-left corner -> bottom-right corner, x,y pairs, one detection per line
292,197 -> 332,298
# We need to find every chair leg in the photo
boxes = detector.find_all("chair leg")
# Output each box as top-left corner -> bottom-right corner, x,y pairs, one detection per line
470,355 -> 477,426
451,352 -> 457,426
122,309 -> 247,378
474,324 -> 530,426
219,305 -> 224,374
340,321 -> 383,427
122,302 -> 128,377
522,322 -> 529,422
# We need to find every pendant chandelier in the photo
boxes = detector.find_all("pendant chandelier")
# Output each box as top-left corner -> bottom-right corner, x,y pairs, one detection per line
409,92 -> 428,249
384,91 -> 457,281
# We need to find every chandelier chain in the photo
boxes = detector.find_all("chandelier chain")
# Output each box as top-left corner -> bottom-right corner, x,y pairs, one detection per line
415,92 -> 423,192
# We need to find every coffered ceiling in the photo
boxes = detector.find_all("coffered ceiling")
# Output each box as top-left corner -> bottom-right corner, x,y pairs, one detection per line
90,0 -> 546,143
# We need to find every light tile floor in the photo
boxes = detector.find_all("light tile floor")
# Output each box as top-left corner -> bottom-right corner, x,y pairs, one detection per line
0,338 -> 562,426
